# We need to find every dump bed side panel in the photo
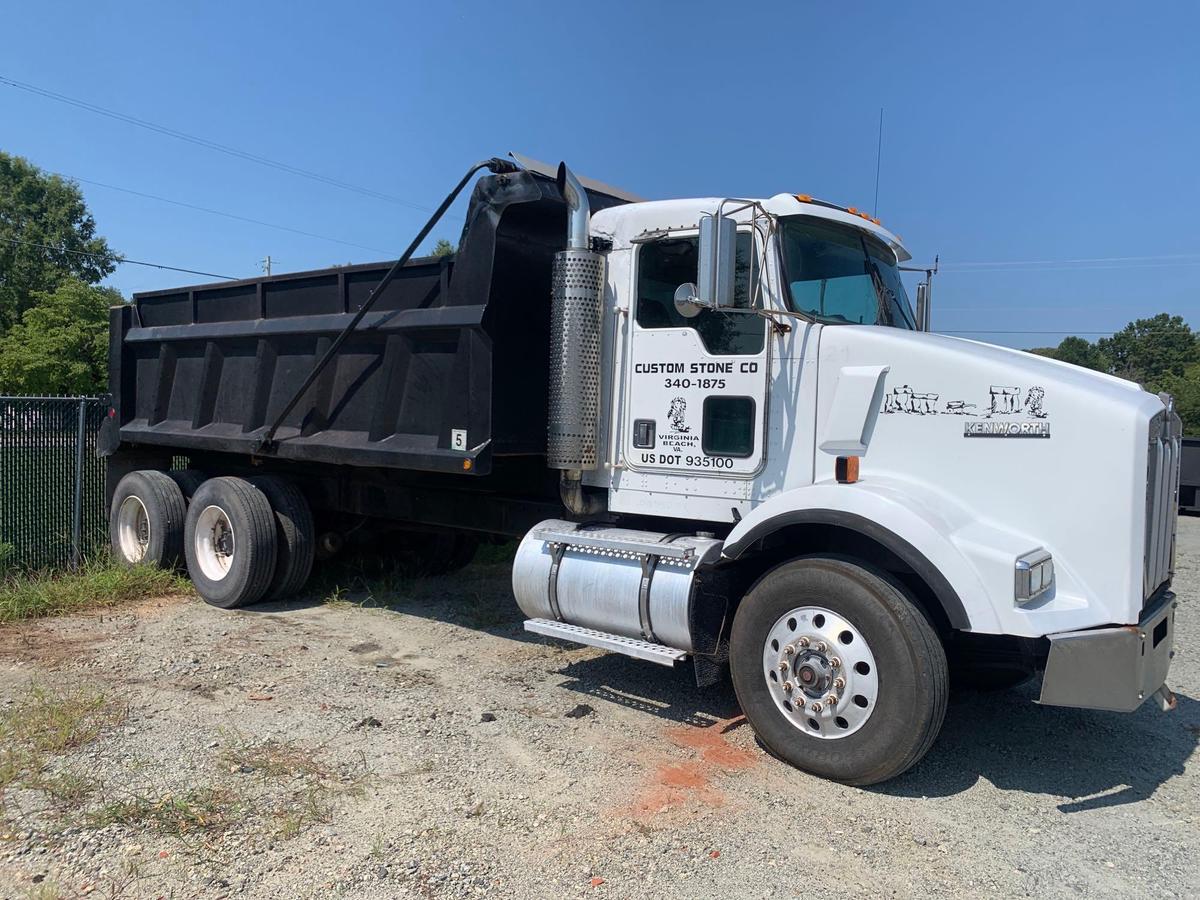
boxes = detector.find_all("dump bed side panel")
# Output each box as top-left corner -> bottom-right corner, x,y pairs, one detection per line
109,171 -> 626,477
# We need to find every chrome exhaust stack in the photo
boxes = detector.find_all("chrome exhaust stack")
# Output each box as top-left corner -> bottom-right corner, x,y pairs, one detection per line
548,163 -> 604,515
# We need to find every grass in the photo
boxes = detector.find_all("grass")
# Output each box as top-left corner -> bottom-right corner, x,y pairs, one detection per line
220,737 -> 331,780
0,684 -> 126,763
0,557 -> 191,623
0,683 -> 126,823
87,787 -> 244,837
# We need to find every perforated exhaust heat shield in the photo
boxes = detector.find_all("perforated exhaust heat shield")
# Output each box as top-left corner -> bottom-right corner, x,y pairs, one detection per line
548,247 -> 604,470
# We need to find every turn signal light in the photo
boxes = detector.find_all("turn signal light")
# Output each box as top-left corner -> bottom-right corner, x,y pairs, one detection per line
835,456 -> 860,484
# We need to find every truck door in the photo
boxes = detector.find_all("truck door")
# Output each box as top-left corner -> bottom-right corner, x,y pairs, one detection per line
622,231 -> 768,478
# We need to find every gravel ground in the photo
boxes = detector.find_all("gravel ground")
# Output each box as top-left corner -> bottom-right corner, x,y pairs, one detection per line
1,522 -> 1197,899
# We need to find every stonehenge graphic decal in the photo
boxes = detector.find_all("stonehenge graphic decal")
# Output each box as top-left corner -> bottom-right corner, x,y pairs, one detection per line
881,383 -> 1049,420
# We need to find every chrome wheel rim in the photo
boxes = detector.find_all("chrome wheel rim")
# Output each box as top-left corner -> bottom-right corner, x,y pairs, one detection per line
761,605 -> 879,740
117,496 -> 150,563
195,505 -> 235,581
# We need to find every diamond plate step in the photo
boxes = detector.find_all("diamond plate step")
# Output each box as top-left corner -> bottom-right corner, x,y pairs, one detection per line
524,618 -> 688,666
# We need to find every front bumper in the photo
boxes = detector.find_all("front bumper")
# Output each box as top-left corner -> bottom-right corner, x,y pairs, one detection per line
1038,589 -> 1177,712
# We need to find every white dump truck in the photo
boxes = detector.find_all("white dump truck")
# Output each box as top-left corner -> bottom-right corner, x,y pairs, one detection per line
103,154 -> 1181,784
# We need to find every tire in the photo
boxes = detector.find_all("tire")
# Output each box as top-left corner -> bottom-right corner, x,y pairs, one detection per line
442,533 -> 479,574
168,469 -> 207,502
394,531 -> 479,576
249,476 -> 315,600
730,556 -> 948,786
109,470 -> 187,569
184,477 -> 277,609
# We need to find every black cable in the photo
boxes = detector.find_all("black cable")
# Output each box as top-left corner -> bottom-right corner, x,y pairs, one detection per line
0,75 -> 436,213
1,236 -> 237,280
256,157 -> 520,451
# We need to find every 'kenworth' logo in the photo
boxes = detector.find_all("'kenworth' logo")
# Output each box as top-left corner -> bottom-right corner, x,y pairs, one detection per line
964,421 -> 1050,438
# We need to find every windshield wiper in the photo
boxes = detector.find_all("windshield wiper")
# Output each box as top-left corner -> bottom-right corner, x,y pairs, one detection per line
866,260 -> 895,326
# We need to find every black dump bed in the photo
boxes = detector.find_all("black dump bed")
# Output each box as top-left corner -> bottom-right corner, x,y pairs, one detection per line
108,169 -> 625,477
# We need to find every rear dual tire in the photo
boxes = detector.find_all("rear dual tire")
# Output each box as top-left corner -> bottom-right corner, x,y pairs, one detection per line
109,470 -> 187,569
184,477 -> 278,609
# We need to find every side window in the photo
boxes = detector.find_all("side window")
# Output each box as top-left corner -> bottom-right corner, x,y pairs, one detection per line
635,233 -> 764,355
702,396 -> 756,457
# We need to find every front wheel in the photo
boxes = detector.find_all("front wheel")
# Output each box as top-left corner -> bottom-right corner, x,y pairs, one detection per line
730,557 -> 948,786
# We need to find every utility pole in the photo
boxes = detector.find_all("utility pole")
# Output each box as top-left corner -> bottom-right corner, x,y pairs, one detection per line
261,255 -> 274,276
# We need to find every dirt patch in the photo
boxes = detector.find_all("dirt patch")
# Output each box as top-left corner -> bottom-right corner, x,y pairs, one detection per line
0,538 -> 1196,898
0,625 -> 105,669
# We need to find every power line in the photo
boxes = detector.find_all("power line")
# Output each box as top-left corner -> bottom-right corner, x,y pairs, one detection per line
63,171 -> 392,255
2,236 -> 237,280
940,252 -> 1200,272
0,74 -> 436,213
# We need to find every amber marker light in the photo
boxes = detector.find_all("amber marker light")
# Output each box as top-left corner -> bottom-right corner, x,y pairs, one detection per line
462,459 -> 473,471
795,194 -> 813,202
835,456 -> 860,484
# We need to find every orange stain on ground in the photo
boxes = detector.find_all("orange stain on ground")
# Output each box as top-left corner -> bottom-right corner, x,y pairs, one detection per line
618,716 -> 758,823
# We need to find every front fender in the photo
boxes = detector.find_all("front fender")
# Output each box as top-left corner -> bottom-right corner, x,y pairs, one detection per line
722,479 -> 1002,633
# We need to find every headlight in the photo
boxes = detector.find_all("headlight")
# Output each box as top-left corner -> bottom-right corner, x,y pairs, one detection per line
1015,549 -> 1054,604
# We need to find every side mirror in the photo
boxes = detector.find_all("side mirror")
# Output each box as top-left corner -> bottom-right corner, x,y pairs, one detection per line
697,212 -> 737,308
673,283 -> 705,318
915,280 -> 931,331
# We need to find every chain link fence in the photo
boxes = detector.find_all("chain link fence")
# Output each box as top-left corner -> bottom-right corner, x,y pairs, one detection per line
0,396 -> 111,573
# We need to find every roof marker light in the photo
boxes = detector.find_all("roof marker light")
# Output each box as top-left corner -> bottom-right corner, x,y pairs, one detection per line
795,194 -> 812,202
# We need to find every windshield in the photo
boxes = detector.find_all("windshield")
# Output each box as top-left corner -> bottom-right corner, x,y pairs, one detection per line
779,216 -> 916,329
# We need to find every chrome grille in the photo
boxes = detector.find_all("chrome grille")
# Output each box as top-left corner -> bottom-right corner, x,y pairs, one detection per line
1144,404 -> 1182,600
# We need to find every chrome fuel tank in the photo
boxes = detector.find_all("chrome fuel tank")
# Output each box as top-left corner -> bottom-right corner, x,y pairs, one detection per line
512,519 -> 723,652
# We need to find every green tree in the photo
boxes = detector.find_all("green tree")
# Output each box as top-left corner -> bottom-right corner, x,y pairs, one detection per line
1027,336 -> 1107,371
1054,335 -> 1107,371
0,279 -> 119,394
1155,363 -> 1200,434
0,152 -> 117,331
432,239 -> 456,257
1096,313 -> 1197,383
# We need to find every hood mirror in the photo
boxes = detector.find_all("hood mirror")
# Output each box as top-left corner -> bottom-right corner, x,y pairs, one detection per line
673,282 -> 707,318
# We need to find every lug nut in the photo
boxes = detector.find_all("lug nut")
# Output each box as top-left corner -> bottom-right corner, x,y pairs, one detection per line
825,694 -> 839,707
778,662 -> 790,674
782,681 -> 793,692
830,657 -> 842,669
834,677 -> 845,690
784,644 -> 795,656
815,641 -> 828,653
798,636 -> 810,648
810,701 -> 823,713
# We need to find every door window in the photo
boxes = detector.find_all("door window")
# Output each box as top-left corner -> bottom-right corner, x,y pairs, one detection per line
702,396 -> 756,457
635,233 -> 763,355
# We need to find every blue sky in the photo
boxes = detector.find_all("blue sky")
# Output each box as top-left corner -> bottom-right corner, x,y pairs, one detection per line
2,0 -> 1197,348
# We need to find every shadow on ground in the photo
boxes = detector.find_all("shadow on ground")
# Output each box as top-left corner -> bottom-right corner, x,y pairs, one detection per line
879,687 -> 1199,810
546,650 -> 1199,810
231,559 -> 1199,810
